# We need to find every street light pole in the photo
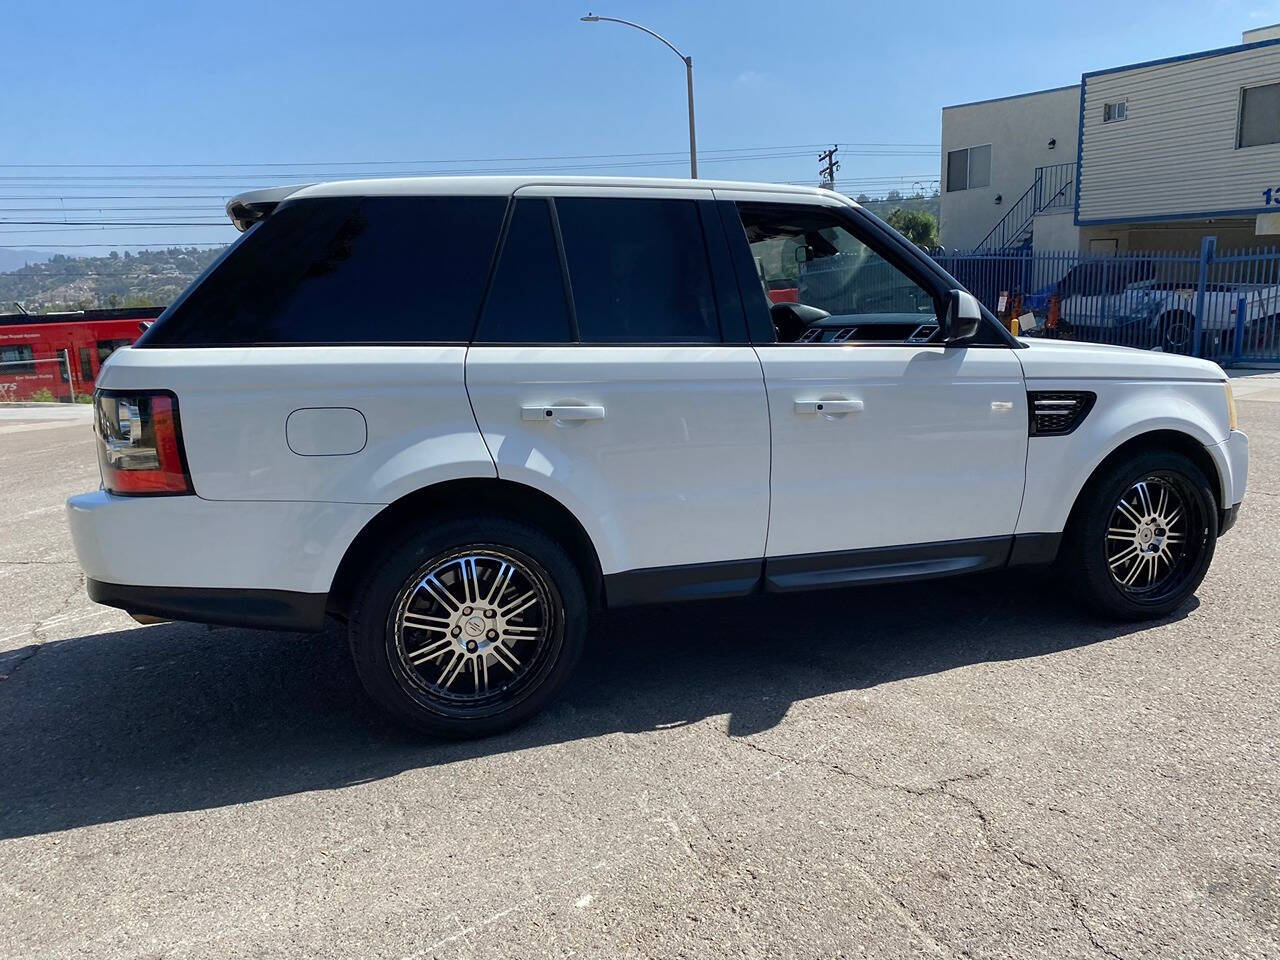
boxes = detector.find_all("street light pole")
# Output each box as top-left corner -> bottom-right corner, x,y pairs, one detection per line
580,14 -> 697,178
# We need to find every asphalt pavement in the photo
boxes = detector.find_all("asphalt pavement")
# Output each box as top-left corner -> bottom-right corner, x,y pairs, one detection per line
0,385 -> 1276,959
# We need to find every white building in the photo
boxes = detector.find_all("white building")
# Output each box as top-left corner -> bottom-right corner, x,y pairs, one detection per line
940,25 -> 1280,253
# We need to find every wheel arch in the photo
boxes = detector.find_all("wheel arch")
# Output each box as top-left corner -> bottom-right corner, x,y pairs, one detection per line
1063,429 -> 1223,535
327,477 -> 606,618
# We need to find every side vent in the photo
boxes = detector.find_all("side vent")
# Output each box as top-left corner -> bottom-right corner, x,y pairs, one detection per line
1028,391 -> 1096,436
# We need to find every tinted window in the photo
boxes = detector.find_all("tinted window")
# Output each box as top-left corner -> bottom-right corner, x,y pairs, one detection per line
475,199 -> 572,343
555,197 -> 720,343
78,347 -> 93,380
141,196 -> 505,346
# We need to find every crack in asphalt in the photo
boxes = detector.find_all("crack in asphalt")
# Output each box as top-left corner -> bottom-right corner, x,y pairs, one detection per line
733,738 -> 1129,960
2,573 -> 86,682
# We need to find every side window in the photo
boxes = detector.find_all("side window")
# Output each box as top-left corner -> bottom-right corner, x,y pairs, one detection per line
140,196 -> 506,346
79,347 -> 94,380
555,197 -> 721,343
736,202 -> 940,345
474,199 -> 573,343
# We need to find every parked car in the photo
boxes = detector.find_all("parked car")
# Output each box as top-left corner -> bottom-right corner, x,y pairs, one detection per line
1025,260 -> 1280,354
67,177 -> 1249,737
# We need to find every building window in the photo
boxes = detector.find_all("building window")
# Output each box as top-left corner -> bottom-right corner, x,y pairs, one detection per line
0,344 -> 35,373
1103,100 -> 1127,123
1238,82 -> 1280,148
945,144 -> 991,192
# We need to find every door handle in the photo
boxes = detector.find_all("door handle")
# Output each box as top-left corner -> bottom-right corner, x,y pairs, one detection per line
794,398 -> 864,415
522,404 -> 606,422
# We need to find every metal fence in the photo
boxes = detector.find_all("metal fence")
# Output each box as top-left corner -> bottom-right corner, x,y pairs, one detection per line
930,239 -> 1280,365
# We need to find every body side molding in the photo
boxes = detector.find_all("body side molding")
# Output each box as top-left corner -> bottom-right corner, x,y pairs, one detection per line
604,535 -> 1044,607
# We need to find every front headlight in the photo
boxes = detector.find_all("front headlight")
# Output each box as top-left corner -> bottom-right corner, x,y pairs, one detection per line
1225,381 -> 1239,432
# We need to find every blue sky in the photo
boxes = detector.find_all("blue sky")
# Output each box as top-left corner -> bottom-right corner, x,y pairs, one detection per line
3,0 -> 1278,252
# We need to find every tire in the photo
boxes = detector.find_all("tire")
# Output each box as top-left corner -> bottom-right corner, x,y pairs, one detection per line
347,515 -> 588,738
1062,450 -> 1218,620
1157,311 -> 1196,354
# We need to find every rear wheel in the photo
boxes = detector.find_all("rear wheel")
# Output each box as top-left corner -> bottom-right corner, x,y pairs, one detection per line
1063,450 -> 1217,620
347,516 -> 587,738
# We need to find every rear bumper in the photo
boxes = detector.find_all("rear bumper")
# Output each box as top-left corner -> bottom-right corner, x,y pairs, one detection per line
67,490 -> 380,625
86,579 -> 326,631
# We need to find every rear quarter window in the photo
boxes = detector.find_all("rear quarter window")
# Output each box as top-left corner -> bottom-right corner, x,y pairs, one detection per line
139,196 -> 506,346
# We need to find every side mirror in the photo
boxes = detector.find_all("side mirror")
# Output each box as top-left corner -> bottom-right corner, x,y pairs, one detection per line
942,289 -> 982,345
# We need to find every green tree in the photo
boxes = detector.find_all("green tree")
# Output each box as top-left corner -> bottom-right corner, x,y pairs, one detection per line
884,208 -> 939,249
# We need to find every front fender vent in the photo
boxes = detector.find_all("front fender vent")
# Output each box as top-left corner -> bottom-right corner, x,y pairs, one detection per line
1028,391 -> 1096,436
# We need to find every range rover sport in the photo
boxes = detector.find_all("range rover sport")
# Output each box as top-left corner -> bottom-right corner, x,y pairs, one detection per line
67,176 -> 1249,737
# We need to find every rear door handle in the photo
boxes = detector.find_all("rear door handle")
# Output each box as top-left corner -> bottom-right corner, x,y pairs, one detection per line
794,398 -> 864,414
522,404 -> 606,422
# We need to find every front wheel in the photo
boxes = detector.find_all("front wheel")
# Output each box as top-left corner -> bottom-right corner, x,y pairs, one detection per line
1063,450 -> 1218,620
347,516 -> 588,738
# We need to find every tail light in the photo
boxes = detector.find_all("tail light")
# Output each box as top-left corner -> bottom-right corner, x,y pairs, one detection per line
94,390 -> 193,495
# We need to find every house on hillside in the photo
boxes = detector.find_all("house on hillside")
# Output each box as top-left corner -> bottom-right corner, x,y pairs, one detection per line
940,24 -> 1280,254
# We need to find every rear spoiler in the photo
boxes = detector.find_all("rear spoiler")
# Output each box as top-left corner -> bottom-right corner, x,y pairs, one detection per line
225,184 -> 314,232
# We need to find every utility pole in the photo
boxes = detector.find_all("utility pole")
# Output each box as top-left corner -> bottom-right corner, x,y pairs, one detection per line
818,145 -> 839,190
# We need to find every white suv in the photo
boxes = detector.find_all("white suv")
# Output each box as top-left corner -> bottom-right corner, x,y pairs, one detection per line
66,177 -> 1249,737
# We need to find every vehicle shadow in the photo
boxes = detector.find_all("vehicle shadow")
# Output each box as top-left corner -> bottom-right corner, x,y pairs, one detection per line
0,574 -> 1190,839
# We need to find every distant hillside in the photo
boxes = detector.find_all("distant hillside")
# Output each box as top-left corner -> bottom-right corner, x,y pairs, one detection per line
0,247 -> 224,312
0,248 -> 54,274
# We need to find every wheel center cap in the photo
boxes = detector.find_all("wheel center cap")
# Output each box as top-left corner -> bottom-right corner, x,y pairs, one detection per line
463,617 -> 486,638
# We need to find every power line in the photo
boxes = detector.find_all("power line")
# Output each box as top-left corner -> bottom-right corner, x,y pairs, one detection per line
0,143 -> 939,169
0,151 -> 936,184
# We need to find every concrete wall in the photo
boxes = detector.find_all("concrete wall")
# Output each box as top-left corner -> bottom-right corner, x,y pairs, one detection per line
939,85 -> 1080,249
1079,39 -> 1280,224
1030,210 -> 1080,252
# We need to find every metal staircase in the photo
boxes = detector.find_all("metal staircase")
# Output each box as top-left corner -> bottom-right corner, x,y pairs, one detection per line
976,162 -> 1075,251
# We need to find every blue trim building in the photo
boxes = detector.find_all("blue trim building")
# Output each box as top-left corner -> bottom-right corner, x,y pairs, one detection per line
940,24 -> 1280,253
